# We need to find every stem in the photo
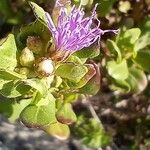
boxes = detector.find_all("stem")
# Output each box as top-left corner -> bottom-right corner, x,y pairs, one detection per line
82,96 -> 103,128
88,101 -> 101,124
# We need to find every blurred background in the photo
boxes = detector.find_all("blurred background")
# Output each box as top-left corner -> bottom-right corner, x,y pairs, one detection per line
0,0 -> 150,150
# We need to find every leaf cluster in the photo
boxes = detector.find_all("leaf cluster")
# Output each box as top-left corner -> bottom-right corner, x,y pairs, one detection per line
0,1 -> 101,141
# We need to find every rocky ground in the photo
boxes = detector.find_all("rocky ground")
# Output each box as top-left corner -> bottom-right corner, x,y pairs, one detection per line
0,115 -> 92,150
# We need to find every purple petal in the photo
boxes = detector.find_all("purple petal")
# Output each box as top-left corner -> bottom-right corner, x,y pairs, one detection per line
46,3 -> 119,61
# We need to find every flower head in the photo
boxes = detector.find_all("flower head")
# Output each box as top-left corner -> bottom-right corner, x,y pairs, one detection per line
46,3 -> 118,61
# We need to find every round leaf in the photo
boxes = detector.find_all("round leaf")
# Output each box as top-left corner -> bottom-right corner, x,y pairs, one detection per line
20,93 -> 56,128
43,122 -> 70,140
134,50 -> 150,73
107,59 -> 129,80
56,103 -> 77,125
0,34 -> 17,70
56,63 -> 88,83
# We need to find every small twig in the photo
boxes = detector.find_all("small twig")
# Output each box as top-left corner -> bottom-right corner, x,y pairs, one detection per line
88,101 -> 101,124
82,96 -> 103,128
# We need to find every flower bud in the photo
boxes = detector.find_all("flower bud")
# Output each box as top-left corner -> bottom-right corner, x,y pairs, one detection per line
26,36 -> 43,54
19,67 -> 30,76
20,47 -> 35,67
34,57 -> 54,77
119,1 -> 131,13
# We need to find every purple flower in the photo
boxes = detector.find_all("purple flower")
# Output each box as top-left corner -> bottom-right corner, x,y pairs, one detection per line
46,3 -> 118,61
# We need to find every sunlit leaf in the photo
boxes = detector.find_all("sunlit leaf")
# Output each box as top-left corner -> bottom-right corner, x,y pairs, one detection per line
44,122 -> 70,140
68,64 -> 96,88
0,81 -> 31,98
74,45 -> 100,59
56,63 -> 88,83
107,39 -> 122,62
117,28 -> 141,56
9,98 -> 32,122
123,28 -> 141,44
111,67 -> 148,93
24,78 -> 48,96
0,69 -> 26,80
135,33 -> 150,51
0,34 -> 17,70
20,93 -> 56,128
56,103 -> 77,125
107,59 -> 129,80
29,1 -> 47,26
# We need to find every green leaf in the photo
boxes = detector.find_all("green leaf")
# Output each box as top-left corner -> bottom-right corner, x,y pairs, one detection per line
51,76 -> 62,88
0,97 -> 32,122
110,79 -> 131,93
0,81 -> 31,98
56,103 -> 77,125
138,17 -> 150,34
68,64 -> 96,88
126,67 -> 147,93
9,98 -> 32,122
79,63 -> 100,95
0,99 -> 13,118
36,93 -> 56,106
24,78 -> 48,96
123,28 -> 141,44
66,55 -> 83,64
29,1 -> 47,26
63,93 -> 78,103
0,79 -> 10,90
0,69 -> 27,96
74,45 -> 100,59
134,50 -> 150,73
17,20 -> 51,51
96,0 -> 117,16
111,67 -> 148,93
0,34 -> 17,70
0,69 -> 26,80
56,63 -> 88,83
107,39 -> 122,62
43,122 -> 70,140
107,59 -> 129,80
20,93 -> 56,128
135,32 -> 150,51
117,28 -> 141,56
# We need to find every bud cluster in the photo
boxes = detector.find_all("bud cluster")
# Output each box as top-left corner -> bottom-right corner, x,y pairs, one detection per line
34,57 -> 55,77
19,47 -> 35,67
19,36 -> 55,78
26,36 -> 43,54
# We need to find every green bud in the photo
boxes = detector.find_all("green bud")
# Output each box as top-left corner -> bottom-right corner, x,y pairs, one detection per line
20,47 -> 35,67
80,0 -> 93,7
19,67 -> 30,76
119,1 -> 131,13
26,36 -> 43,54
34,57 -> 55,77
